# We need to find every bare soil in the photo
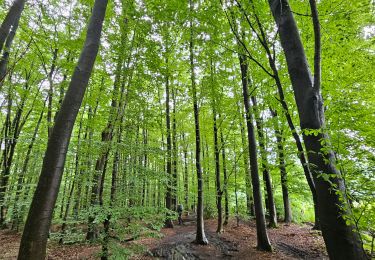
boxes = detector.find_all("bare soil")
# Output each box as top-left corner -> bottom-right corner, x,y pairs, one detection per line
0,215 -> 328,259
131,215 -> 328,260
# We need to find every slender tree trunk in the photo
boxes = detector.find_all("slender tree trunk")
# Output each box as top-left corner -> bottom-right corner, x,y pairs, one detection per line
251,96 -> 277,228
271,109 -> 292,223
87,64 -> 122,241
220,130 -> 229,226
269,1 -> 366,258
59,112 -> 85,243
239,1 -> 320,228
212,107 -> 223,233
182,133 -> 189,211
239,52 -> 271,251
238,103 -> 254,217
172,87 -> 178,210
189,0 -> 208,245
46,49 -> 58,138
164,52 -> 174,228
101,120 -> 123,260
234,151 -> 239,227
17,1 -> 108,258
74,91 -> 101,219
11,104 -> 45,230
0,77 -> 31,227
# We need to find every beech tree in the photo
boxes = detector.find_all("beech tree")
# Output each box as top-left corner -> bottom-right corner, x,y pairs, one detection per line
0,0 -> 372,258
17,0 -> 108,258
189,0 -> 208,245
268,0 -> 367,258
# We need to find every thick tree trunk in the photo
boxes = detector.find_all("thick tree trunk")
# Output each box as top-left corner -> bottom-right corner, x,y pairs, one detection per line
0,9 -> 20,85
268,1 -> 367,258
239,53 -> 271,251
0,0 -> 26,55
17,1 -> 108,259
190,0 -> 208,245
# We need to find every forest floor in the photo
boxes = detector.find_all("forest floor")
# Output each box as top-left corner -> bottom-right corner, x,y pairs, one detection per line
0,215 -> 328,259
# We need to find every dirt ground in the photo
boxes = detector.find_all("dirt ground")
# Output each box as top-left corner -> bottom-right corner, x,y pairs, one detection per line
0,216 -> 328,259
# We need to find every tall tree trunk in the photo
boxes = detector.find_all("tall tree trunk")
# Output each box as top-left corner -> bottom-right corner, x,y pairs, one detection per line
0,10 -> 20,86
239,53 -> 271,251
189,0 -> 208,245
11,104 -> 45,230
0,76 -> 32,227
238,1 -> 319,228
102,120 -> 123,260
172,87 -> 178,210
271,109 -> 292,223
234,150 -> 239,227
0,0 -> 26,55
164,51 -> 174,228
268,1 -> 366,258
212,107 -> 223,233
86,54 -> 126,240
220,129 -> 229,226
73,88 -> 102,219
238,103 -> 254,217
251,96 -> 277,228
182,133 -> 189,211
17,1 -> 108,258
46,48 -> 59,138
59,112 -> 85,243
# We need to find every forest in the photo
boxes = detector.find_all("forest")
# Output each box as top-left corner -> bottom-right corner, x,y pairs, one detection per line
0,0 -> 374,259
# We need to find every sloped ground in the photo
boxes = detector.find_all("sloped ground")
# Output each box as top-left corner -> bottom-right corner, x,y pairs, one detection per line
0,216 -> 328,259
131,215 -> 328,260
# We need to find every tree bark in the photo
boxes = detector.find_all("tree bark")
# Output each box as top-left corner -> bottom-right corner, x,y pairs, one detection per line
239,53 -> 271,251
11,104 -> 45,230
0,9 -> 20,85
182,133 -> 189,211
251,96 -> 277,228
0,75 -> 32,227
268,0 -> 367,258
271,109 -> 292,223
189,0 -> 208,245
220,129 -> 229,226
17,1 -> 108,258
0,0 -> 26,55
164,51 -> 174,228
238,103 -> 254,217
172,87 -> 178,209
236,0 -> 320,229
212,106 -> 223,233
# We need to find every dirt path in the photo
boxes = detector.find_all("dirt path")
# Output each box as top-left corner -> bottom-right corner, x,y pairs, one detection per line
131,216 -> 328,259
0,216 -> 328,259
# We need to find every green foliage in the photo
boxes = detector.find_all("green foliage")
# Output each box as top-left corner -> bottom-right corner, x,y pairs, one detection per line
0,0 -> 374,256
